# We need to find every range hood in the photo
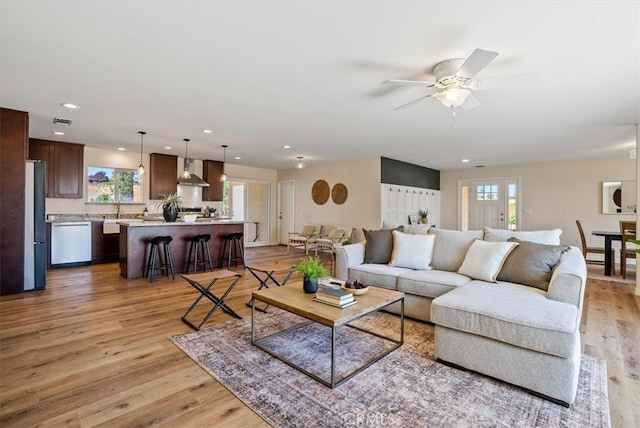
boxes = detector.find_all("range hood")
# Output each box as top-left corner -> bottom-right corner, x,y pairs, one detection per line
178,158 -> 209,187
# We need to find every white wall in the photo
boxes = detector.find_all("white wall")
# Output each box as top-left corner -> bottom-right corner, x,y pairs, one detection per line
441,156 -> 636,249
277,157 -> 381,234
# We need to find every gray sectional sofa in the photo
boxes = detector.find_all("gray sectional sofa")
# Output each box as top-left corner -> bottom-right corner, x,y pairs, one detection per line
335,226 -> 587,406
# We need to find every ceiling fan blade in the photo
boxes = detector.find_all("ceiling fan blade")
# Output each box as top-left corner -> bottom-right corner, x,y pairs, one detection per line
455,48 -> 499,80
461,94 -> 480,111
382,79 -> 436,88
393,93 -> 435,110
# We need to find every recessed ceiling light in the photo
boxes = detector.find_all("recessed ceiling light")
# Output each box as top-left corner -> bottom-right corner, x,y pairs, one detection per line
234,156 -> 241,160
202,129 -> 213,134
60,103 -> 79,109
52,131 -> 65,136
117,147 -> 125,151
462,159 -> 470,163
164,146 -> 172,150
283,145 -> 291,149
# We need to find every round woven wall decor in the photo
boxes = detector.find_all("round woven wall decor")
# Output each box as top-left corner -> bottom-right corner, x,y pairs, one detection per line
311,179 -> 330,205
331,183 -> 348,205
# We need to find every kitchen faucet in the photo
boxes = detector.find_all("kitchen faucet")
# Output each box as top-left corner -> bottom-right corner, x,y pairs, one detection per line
116,202 -> 121,219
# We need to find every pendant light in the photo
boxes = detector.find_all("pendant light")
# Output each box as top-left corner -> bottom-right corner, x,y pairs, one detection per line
220,144 -> 228,182
137,131 -> 146,176
182,139 -> 191,179
295,156 -> 305,169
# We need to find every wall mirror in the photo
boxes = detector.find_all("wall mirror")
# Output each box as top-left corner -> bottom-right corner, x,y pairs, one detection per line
602,181 -> 636,214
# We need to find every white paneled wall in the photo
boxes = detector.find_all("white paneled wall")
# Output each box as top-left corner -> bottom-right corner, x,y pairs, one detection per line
381,184 -> 440,227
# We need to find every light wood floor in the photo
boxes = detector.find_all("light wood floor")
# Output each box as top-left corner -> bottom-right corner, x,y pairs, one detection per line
1,246 -> 639,427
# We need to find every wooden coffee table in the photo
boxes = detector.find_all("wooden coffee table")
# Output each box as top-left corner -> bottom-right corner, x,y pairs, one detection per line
251,282 -> 404,388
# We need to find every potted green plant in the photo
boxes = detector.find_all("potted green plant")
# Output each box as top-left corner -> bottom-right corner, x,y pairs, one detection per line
294,256 -> 329,293
153,193 -> 183,222
418,209 -> 429,224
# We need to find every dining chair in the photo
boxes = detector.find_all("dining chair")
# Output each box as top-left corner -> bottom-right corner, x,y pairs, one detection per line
619,220 -> 636,279
575,220 -> 615,274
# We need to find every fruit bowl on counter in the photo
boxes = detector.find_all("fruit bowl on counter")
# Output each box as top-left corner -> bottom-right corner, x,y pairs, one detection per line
182,213 -> 198,223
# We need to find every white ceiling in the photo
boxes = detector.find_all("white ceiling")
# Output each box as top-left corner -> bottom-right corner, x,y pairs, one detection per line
1,1 -> 638,171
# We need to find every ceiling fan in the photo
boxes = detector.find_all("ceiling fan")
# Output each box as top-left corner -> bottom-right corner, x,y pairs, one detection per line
381,48 -> 499,112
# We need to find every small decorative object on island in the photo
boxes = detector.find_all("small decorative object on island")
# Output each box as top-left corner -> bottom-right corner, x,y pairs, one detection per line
155,193 -> 183,222
418,209 -> 429,224
294,256 -> 329,293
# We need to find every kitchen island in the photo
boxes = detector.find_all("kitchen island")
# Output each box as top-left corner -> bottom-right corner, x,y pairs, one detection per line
119,220 -> 244,279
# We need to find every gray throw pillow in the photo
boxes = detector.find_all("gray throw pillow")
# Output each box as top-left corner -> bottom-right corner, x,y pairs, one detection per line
496,238 -> 569,290
363,228 -> 401,264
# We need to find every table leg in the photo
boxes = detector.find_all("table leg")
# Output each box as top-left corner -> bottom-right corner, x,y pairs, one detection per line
604,236 -> 613,276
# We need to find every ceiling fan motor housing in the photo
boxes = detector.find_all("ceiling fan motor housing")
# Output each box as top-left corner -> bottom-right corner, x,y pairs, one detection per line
433,58 -> 468,87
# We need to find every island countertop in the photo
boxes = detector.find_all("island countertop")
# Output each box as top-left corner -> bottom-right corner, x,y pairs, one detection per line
119,221 -> 244,279
118,219 -> 245,227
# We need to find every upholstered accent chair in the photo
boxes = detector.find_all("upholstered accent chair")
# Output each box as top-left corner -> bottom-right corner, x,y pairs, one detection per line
314,227 -> 353,274
619,220 -> 636,279
576,220 -> 615,274
287,224 -> 322,254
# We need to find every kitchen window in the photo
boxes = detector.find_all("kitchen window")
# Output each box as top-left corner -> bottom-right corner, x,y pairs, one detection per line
87,166 -> 143,204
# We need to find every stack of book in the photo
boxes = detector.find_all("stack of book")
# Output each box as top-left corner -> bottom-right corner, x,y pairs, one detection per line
313,286 -> 357,308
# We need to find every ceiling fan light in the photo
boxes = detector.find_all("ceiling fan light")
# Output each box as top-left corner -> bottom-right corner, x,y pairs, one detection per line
435,87 -> 470,108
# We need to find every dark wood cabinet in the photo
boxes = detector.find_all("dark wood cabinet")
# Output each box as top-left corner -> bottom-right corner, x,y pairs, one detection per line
149,153 -> 177,199
91,222 -> 104,263
28,139 -> 84,198
202,159 -> 223,201
0,108 -> 29,295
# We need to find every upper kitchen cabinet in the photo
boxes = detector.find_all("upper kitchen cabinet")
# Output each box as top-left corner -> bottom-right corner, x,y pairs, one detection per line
28,139 -> 84,198
149,153 -> 177,199
202,159 -> 223,201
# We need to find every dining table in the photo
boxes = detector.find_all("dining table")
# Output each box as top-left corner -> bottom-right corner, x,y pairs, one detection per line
591,230 -> 621,276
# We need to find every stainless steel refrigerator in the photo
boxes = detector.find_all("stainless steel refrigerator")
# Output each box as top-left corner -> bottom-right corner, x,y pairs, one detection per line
24,160 -> 46,291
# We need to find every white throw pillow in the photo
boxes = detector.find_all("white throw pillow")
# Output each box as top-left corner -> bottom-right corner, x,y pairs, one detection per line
388,230 -> 435,270
458,239 -> 519,282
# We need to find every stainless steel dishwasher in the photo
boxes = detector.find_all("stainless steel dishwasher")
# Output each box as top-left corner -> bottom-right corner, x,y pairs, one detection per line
50,222 -> 92,267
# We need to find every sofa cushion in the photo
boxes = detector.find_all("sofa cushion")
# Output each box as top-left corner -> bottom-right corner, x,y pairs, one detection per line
403,224 -> 430,234
497,238 -> 569,291
483,227 -> 562,245
431,282 -> 580,358
397,270 -> 473,298
429,228 -> 484,272
458,239 -> 519,282
363,228 -> 400,264
389,231 -> 435,270
349,264 -> 412,290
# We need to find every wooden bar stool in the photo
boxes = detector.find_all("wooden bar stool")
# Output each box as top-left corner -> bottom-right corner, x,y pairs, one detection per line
144,236 -> 175,282
219,232 -> 245,269
180,270 -> 242,330
185,234 -> 214,273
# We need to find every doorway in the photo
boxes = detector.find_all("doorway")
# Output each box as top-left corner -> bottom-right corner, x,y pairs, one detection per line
277,180 -> 294,245
226,179 -> 271,246
459,178 -> 519,231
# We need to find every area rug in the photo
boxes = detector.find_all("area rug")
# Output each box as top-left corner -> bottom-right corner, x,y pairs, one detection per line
170,309 -> 610,427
